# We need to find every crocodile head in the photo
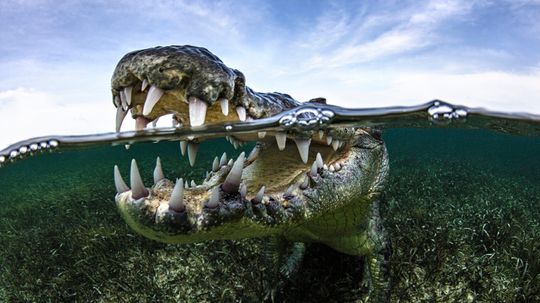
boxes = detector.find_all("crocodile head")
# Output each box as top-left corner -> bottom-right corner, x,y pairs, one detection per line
111,45 -> 388,254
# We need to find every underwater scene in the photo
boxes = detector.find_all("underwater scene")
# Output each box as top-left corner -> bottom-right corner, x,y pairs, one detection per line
0,124 -> 539,302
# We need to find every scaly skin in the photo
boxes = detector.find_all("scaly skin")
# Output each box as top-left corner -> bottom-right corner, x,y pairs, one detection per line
111,45 -> 391,301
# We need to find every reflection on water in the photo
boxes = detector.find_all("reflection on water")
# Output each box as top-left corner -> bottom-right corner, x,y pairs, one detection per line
0,101 -> 539,302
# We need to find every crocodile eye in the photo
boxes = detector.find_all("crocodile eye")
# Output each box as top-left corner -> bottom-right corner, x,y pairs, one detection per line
158,67 -> 164,73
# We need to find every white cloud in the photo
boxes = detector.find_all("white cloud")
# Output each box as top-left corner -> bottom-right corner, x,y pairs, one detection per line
0,88 -> 114,150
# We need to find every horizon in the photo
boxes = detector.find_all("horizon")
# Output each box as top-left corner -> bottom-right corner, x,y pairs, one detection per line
1,0 -> 539,148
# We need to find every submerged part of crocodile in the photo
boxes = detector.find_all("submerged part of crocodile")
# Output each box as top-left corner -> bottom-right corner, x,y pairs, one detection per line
111,45 -> 391,301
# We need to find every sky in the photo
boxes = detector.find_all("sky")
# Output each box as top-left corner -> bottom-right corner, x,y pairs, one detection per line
0,0 -> 539,149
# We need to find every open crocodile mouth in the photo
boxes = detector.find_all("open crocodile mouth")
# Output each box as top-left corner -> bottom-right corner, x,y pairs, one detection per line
110,46 -> 384,243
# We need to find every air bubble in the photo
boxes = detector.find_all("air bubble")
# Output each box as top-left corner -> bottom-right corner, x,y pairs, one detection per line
49,140 -> 59,148
225,125 -> 233,131
9,150 -> 19,158
30,143 -> 38,151
40,142 -> 48,148
19,146 -> 28,154
0,156 -> 5,163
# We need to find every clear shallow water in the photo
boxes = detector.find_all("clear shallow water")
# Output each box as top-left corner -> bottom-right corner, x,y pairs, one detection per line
0,101 -> 539,302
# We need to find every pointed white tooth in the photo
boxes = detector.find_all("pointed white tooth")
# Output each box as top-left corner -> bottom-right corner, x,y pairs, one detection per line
254,186 -> 265,203
309,161 -> 318,177
334,163 -> 341,171
115,106 -> 128,133
236,106 -> 246,121
294,138 -> 311,164
316,153 -> 324,168
141,79 -> 148,91
124,86 -> 133,106
143,85 -> 164,116
184,180 -> 189,189
180,141 -> 187,156
152,118 -> 159,128
222,152 -> 245,193
240,183 -> 247,198
326,135 -> 333,145
130,159 -> 148,199
125,144 -> 131,150
120,90 -> 128,110
188,96 -> 208,126
169,178 -> 185,212
299,176 -> 310,190
323,164 -> 328,170
258,131 -> 266,139
219,98 -> 229,116
318,130 -> 324,140
153,157 -> 165,184
212,157 -> 220,172
219,152 -> 228,166
286,185 -> 294,195
227,159 -> 234,166
247,146 -> 259,162
207,187 -> 220,208
187,143 -> 199,167
114,95 -> 121,108
114,165 -> 129,193
233,141 -> 239,149
275,132 -> 287,150
332,140 -> 340,151
191,180 -> 196,187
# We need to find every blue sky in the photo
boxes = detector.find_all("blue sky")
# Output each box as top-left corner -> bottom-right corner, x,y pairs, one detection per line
0,0 -> 539,148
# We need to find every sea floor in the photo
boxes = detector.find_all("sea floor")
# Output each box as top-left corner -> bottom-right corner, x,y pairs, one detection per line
0,129 -> 539,302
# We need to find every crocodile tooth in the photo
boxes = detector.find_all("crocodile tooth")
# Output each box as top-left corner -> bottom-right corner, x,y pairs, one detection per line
236,106 -> 246,121
275,132 -> 287,150
326,135 -> 333,145
240,183 -> 247,198
316,152 -> 324,168
169,178 -> 185,212
329,164 -> 335,172
114,165 -> 129,193
318,130 -> 324,140
180,141 -> 187,156
143,85 -> 165,116
212,157 -> 220,172
115,106 -> 128,133
191,180 -> 196,187
286,185 -> 294,195
294,138 -> 311,164
254,186 -> 265,203
219,152 -> 228,166
334,163 -> 341,171
153,157 -> 165,184
135,117 -> 149,131
247,145 -> 259,162
219,98 -> 229,116
222,152 -> 245,193
187,142 -> 199,167
120,90 -> 128,110
299,176 -> 310,190
124,86 -> 133,106
184,180 -> 189,189
258,131 -> 266,139
332,139 -> 340,151
130,159 -> 149,199
309,161 -> 318,177
141,79 -> 148,91
114,95 -> 121,108
233,141 -> 239,149
188,96 -> 208,126
172,119 -> 179,127
227,159 -> 234,166
125,144 -> 131,150
323,164 -> 328,170
207,187 -> 220,208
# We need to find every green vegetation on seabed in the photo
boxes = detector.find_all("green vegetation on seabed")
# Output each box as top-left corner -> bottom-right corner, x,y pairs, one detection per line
0,129 -> 539,302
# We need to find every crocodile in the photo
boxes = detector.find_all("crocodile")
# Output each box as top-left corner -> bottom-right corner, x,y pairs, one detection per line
111,45 -> 391,301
